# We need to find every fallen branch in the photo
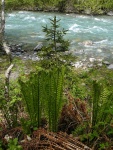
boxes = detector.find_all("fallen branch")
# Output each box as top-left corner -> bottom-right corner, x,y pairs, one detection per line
3,42 -> 12,63
5,64 -> 14,79
3,42 -> 13,101
3,42 -> 11,55
4,63 -> 14,102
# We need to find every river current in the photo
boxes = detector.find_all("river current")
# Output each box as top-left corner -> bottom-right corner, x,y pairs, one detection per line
5,11 -> 113,62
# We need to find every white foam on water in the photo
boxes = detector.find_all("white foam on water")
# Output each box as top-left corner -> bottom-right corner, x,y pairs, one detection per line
30,35 -> 37,38
24,16 -> 36,20
6,24 -> 21,29
101,18 -> 111,23
6,25 -> 13,28
94,18 -> 100,21
94,17 -> 110,23
38,35 -> 45,38
78,15 -> 89,19
41,19 -> 46,23
97,49 -> 102,53
84,45 -> 94,48
69,27 -> 81,33
82,28 -> 93,33
94,39 -> 108,44
92,26 -> 108,32
18,11 -> 28,14
8,14 -> 16,17
69,24 -> 80,31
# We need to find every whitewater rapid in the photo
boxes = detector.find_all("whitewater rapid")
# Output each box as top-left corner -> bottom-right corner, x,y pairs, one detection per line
5,11 -> 113,62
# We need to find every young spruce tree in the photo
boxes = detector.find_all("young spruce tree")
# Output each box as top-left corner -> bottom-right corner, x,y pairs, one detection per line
43,16 -> 69,52
39,16 -> 72,68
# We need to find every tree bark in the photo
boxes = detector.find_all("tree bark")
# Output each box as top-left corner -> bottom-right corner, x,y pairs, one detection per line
0,0 -> 5,51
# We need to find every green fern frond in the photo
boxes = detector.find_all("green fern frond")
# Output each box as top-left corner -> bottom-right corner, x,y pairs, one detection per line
92,80 -> 113,130
19,67 -> 65,132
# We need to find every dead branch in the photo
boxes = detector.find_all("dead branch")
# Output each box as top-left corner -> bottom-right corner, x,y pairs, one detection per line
3,42 -> 11,55
5,64 -> 14,79
4,64 -> 14,102
3,42 -> 13,102
3,42 -> 12,63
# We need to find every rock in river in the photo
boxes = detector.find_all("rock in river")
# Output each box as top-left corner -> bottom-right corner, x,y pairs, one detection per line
34,42 -> 43,51
107,64 -> 113,69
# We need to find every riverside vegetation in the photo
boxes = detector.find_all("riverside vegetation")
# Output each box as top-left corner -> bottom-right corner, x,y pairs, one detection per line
0,16 -> 113,149
5,0 -> 113,15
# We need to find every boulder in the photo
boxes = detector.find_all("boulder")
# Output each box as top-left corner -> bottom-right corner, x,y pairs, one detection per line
15,52 -> 21,55
84,9 -> 91,15
34,42 -> 43,51
83,40 -> 93,46
103,61 -> 110,65
107,64 -> 113,69
89,57 -> 96,62
107,11 -> 113,16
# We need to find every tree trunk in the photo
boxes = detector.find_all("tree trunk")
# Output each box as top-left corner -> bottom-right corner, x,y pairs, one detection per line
0,0 -> 5,52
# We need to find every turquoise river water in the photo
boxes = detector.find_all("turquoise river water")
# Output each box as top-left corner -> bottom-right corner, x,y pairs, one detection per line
5,11 -> 113,62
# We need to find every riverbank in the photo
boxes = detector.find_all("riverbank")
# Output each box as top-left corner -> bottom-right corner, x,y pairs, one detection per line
5,0 -> 113,15
1,50 -> 113,149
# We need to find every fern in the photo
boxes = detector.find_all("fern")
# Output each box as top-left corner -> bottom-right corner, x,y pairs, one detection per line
43,67 -> 65,132
19,67 -> 64,132
92,80 -> 113,130
92,80 -> 101,127
19,72 -> 42,127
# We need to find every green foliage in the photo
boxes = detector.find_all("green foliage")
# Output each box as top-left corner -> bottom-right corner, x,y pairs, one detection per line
5,0 -> 64,10
44,67 -> 65,132
0,80 -> 22,128
5,0 -> 113,13
42,16 -> 69,52
0,139 -> 3,150
74,0 -> 113,14
5,0 -> 34,9
39,16 -> 76,69
91,80 -> 113,128
19,72 -> 43,128
20,118 -> 33,135
73,80 -> 113,149
19,67 -> 64,132
77,0 -> 103,14
7,138 -> 22,150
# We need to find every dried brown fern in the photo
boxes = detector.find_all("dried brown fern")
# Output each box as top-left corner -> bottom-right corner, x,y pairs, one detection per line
21,128 -> 92,150
58,92 -> 89,134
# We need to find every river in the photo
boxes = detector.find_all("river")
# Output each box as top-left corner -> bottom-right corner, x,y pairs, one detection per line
5,11 -> 113,63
